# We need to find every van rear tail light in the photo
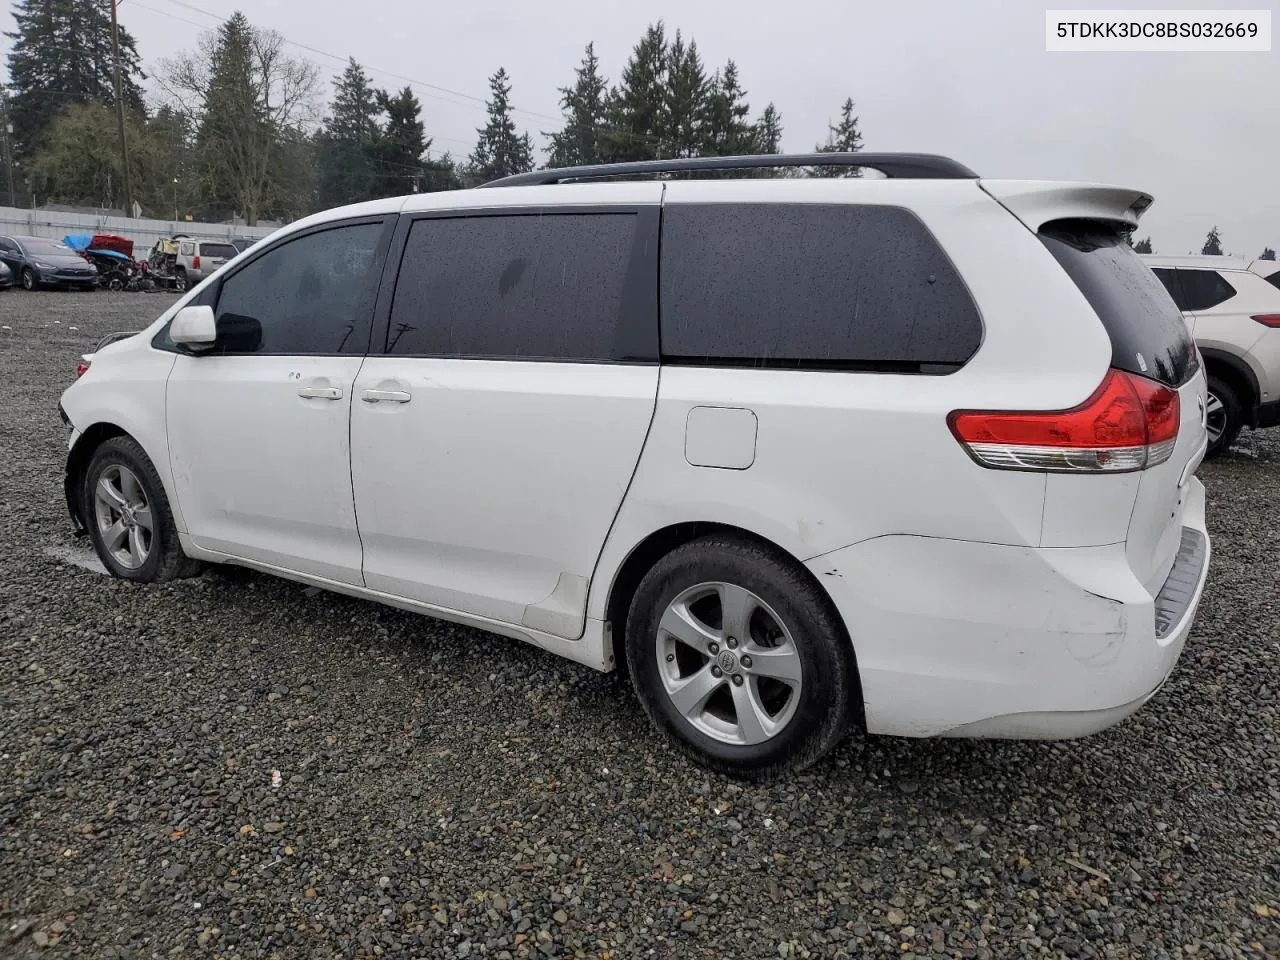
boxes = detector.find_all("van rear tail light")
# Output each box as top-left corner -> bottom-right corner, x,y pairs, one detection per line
948,368 -> 1179,473
1251,313 -> 1280,328
192,255 -> 201,270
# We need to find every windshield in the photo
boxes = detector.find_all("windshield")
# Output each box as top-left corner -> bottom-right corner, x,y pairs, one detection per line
19,238 -> 75,257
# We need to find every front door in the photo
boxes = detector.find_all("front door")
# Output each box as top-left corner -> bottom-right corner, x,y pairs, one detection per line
350,197 -> 662,637
165,217 -> 390,585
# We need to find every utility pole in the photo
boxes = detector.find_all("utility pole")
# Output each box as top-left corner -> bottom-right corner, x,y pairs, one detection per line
109,0 -> 134,217
1,91 -> 15,208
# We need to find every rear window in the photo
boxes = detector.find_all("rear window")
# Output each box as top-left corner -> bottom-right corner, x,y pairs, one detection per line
1039,220 -> 1197,387
659,203 -> 982,372
199,243 -> 238,259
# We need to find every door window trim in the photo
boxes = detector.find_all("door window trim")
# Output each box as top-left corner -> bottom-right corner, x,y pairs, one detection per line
152,214 -> 397,357
369,204 -> 661,365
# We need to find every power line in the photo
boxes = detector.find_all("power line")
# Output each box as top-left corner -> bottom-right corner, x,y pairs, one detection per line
160,0 -> 562,126
122,0 -> 476,150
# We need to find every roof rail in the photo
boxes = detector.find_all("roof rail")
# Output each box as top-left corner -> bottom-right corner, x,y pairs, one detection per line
477,152 -> 979,188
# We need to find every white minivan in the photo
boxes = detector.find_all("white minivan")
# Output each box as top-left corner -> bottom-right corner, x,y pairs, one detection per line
60,153 -> 1211,777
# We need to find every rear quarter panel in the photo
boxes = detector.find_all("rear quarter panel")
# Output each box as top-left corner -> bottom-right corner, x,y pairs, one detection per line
587,179 -> 1118,621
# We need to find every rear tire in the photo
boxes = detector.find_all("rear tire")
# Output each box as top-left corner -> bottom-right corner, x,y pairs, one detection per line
173,269 -> 188,293
1204,376 -> 1242,458
625,535 -> 856,779
82,436 -> 203,583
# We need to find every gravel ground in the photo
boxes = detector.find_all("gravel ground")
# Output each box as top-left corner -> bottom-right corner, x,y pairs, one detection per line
1,290 -> 1278,960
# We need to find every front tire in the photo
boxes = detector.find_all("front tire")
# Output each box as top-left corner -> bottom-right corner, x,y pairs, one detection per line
82,436 -> 202,582
21,267 -> 37,290
625,535 -> 856,779
1204,376 -> 1242,458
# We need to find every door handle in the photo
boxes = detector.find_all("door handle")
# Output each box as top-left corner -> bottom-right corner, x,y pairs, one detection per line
361,389 -> 411,404
297,386 -> 342,400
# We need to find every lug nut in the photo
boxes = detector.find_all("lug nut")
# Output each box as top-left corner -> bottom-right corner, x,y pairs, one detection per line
708,642 -> 719,655
666,654 -> 675,663
731,674 -> 744,686
740,655 -> 753,668
727,637 -> 738,649
711,666 -> 723,678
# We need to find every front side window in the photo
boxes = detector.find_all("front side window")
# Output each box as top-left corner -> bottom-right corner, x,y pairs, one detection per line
210,222 -> 382,355
386,213 -> 643,361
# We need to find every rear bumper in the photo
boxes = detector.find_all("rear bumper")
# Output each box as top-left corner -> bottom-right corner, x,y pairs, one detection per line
808,478 -> 1210,740
1255,399 -> 1280,429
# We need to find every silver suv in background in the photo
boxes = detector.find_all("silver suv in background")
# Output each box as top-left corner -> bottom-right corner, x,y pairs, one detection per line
174,238 -> 240,287
1143,254 -> 1280,455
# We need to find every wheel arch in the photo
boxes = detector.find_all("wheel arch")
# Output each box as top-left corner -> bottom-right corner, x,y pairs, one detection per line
1199,347 -> 1260,418
602,521 -> 864,723
65,422 -> 133,532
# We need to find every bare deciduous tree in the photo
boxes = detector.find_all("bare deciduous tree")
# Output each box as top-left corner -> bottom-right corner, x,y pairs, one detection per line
157,12 -> 318,224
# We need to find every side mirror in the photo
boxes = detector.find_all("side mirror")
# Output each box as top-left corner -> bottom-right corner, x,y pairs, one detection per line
170,304 -> 217,350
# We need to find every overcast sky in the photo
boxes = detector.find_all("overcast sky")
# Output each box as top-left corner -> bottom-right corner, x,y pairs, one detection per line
3,0 -> 1275,256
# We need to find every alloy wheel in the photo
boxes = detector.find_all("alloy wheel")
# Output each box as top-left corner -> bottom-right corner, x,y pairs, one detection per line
655,581 -> 803,746
92,464 -> 154,570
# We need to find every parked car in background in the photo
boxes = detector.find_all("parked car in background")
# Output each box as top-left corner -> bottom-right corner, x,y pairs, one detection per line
59,153 -> 1211,777
0,260 -> 12,289
0,235 -> 99,291
1143,254 -> 1280,455
174,237 -> 239,288
230,236 -> 262,254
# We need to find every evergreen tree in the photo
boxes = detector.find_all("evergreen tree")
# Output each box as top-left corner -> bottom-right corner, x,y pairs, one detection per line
5,0 -> 146,158
372,86 -> 430,197
701,60 -> 753,156
468,68 -> 534,182
813,97 -> 864,177
316,59 -> 380,207
602,22 -> 668,163
1260,247 -> 1276,261
145,105 -> 191,217
1201,226 -> 1223,256
754,103 -> 783,154
1134,236 -> 1153,254
546,42 -> 608,168
661,32 -> 709,158
421,153 -> 461,192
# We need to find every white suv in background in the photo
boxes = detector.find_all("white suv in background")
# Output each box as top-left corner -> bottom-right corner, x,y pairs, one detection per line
59,154 -> 1211,777
1143,254 -> 1280,455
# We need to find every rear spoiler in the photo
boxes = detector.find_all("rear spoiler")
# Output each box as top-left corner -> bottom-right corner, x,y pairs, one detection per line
978,180 -> 1153,233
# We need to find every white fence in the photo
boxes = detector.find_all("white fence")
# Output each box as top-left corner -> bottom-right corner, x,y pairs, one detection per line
0,206 -> 280,251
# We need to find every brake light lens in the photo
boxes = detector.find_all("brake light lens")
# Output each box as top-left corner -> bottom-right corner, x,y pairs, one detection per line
192,255 -> 201,270
75,359 -> 90,378
948,368 -> 1180,473
1251,314 -> 1280,328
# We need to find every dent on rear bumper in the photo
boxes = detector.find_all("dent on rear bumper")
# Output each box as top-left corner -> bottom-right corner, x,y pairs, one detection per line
809,479 -> 1210,739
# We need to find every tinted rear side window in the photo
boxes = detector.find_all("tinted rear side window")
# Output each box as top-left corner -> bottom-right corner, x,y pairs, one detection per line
387,213 -> 647,361
1039,220 -> 1197,387
1266,269 -> 1280,291
1176,269 -> 1235,311
659,203 -> 982,372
